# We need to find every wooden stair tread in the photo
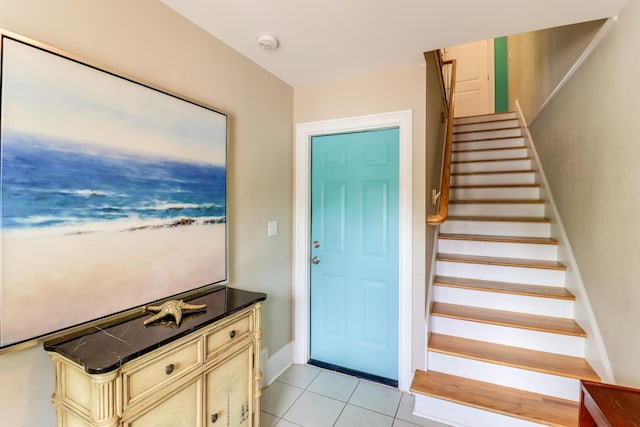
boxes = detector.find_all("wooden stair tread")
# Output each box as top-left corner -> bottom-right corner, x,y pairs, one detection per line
450,199 -> 544,204
439,233 -> 558,245
453,146 -> 526,154
450,183 -> 540,189
453,156 -> 531,164
454,111 -> 516,120
452,135 -> 524,143
454,117 -> 517,127
432,302 -> 586,336
428,333 -> 599,381
411,370 -> 579,427
452,169 -> 535,176
434,275 -> 574,300
437,253 -> 566,270
454,126 -> 522,135
447,216 -> 551,223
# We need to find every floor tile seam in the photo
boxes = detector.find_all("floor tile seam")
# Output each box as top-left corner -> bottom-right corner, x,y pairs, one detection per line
345,400 -> 401,419
281,389 -> 348,426
276,383 -> 308,422
331,403 -> 396,427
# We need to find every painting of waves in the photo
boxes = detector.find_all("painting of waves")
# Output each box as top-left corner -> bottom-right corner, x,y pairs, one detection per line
0,35 -> 228,347
3,131 -> 226,237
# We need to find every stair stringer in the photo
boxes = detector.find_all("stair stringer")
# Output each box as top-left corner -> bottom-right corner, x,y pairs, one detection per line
515,100 -> 615,384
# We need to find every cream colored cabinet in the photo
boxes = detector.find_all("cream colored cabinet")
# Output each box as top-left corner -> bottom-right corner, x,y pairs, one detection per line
46,295 -> 263,427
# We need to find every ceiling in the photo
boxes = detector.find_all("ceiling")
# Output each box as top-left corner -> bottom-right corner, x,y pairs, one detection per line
160,0 -> 628,87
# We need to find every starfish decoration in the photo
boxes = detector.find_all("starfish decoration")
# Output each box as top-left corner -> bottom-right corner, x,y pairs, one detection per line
143,300 -> 207,327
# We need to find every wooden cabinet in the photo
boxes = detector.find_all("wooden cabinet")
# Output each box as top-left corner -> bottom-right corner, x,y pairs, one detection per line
580,380 -> 640,426
45,289 -> 264,427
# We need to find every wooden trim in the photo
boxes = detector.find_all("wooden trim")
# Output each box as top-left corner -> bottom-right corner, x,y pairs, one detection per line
450,184 -> 539,189
427,59 -> 457,226
453,135 -> 524,144
454,126 -> 522,135
438,234 -> 558,245
450,199 -> 544,204
436,253 -> 567,271
431,302 -> 587,337
454,117 -> 518,127
454,111 -> 516,121
429,334 -> 599,381
452,157 -> 531,164
411,370 -> 579,426
453,146 -> 528,154
445,216 -> 551,223
434,276 -> 574,300
452,169 -> 536,176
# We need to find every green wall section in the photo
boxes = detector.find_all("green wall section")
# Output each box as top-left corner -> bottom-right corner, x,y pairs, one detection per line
494,37 -> 509,112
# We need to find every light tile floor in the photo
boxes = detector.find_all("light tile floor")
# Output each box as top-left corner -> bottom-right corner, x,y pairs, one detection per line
260,364 -> 451,427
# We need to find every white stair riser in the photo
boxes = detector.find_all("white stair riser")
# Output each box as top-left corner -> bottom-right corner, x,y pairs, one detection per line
451,171 -> 535,186
453,147 -> 528,162
454,112 -> 517,125
451,187 -> 540,200
430,316 -> 586,357
428,352 -> 580,401
453,159 -> 532,173
438,239 -> 558,261
440,220 -> 550,238
436,261 -> 566,286
433,286 -> 573,318
454,137 -> 525,151
454,128 -> 522,142
448,203 -> 545,218
414,394 -> 544,427
454,119 -> 520,133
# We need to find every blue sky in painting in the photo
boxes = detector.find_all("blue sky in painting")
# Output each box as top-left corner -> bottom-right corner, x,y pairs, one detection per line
1,37 -> 226,166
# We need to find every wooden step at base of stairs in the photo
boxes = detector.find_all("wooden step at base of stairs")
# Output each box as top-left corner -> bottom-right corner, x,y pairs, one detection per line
411,370 -> 579,427
432,302 -> 586,337
434,276 -> 574,300
450,199 -> 544,204
428,333 -> 599,381
437,253 -> 566,270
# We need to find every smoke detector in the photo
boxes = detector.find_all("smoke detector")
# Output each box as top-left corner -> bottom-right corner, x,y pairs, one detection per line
257,33 -> 279,50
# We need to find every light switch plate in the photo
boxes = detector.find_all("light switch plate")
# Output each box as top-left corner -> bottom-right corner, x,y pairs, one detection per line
267,220 -> 278,236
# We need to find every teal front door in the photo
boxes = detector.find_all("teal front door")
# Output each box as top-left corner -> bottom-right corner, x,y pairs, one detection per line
310,128 -> 399,385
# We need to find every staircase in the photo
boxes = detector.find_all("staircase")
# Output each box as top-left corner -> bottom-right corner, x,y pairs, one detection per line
411,112 -> 600,427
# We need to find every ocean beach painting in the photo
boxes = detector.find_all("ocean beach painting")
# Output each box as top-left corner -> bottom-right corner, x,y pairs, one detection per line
0,34 -> 227,347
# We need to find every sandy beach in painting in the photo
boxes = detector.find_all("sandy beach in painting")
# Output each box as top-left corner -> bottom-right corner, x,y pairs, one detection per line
1,223 -> 225,345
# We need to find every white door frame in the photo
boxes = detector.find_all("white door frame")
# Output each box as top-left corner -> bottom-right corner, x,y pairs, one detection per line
292,110 -> 413,391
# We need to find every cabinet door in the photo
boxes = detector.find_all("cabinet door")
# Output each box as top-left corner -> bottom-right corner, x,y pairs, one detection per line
124,377 -> 202,427
205,345 -> 253,427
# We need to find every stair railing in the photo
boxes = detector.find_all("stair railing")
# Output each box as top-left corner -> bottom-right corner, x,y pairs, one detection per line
427,53 -> 457,226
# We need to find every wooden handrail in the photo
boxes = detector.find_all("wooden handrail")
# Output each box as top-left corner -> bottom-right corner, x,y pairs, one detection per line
427,58 -> 457,226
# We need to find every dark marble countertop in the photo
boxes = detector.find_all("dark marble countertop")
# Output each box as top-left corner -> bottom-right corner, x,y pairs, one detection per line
44,286 -> 266,374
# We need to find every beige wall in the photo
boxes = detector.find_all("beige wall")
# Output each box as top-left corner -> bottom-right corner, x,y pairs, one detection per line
0,0 -> 293,425
513,0 -> 640,387
294,64 -> 428,371
508,19 -> 604,121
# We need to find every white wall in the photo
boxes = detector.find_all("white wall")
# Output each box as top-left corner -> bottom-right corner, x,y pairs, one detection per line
294,64 -> 428,373
512,0 -> 640,387
0,1 -> 293,425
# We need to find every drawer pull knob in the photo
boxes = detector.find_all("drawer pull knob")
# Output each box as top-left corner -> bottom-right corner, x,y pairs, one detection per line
210,413 -> 218,423
229,330 -> 236,339
165,363 -> 175,375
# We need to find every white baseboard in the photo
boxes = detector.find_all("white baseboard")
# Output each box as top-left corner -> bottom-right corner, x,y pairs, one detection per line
265,341 -> 293,387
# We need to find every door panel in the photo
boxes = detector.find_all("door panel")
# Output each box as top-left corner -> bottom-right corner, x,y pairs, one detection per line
445,39 -> 494,117
310,128 -> 399,382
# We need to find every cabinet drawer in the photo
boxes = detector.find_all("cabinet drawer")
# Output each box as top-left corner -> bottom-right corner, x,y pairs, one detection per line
122,337 -> 202,408
205,311 -> 252,360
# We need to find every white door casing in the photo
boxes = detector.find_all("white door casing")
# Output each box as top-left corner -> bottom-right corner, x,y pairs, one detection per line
293,110 -> 413,391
